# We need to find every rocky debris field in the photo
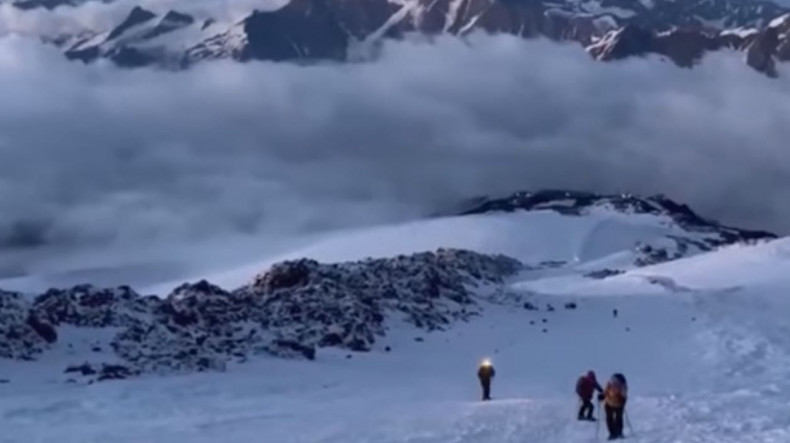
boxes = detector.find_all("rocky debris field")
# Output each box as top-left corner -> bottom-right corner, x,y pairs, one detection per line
0,249 -> 525,381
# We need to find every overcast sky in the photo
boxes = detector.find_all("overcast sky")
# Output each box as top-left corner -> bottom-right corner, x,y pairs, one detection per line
0,31 -> 789,280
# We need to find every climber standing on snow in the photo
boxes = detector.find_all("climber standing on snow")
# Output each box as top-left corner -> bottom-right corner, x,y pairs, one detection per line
575,370 -> 603,421
477,359 -> 495,401
599,373 -> 628,440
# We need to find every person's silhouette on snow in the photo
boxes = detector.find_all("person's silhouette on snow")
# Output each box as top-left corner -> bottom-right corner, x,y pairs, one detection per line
599,373 -> 628,440
477,359 -> 495,401
575,370 -> 603,421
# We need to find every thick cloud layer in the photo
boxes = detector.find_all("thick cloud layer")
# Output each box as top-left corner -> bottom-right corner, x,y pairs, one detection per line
0,33 -> 789,282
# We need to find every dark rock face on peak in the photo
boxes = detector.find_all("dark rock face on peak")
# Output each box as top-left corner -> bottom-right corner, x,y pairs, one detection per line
32,0 -> 790,75
588,14 -> 790,75
161,10 -> 194,26
139,11 -> 195,41
240,0 -> 349,62
588,25 -> 657,61
65,7 -> 196,68
107,6 -> 157,41
589,25 -> 729,68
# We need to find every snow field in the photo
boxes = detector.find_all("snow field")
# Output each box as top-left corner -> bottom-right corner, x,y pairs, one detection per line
2,210 -> 790,442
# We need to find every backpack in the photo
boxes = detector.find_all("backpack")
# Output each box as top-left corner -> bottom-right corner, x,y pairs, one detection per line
606,373 -> 628,404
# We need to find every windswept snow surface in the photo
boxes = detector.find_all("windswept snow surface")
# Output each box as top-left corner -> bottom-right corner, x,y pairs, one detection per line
518,237 -> 790,296
0,207 -> 670,295
143,207 -> 729,295
2,213 -> 790,442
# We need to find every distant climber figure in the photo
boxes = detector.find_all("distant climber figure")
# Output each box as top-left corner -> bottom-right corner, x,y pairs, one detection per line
575,370 -> 603,421
599,373 -> 628,440
477,359 -> 495,401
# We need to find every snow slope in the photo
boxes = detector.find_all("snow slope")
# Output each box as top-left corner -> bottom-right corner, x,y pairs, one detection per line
0,206 -> 707,296
143,206 -> 743,295
518,237 -> 790,296
3,257 -> 790,442
2,203 -> 790,442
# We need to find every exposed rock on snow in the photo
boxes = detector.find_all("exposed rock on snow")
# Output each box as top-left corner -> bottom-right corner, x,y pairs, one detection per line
584,269 -> 625,279
643,275 -> 692,292
242,249 -> 523,349
33,284 -> 157,328
112,280 -> 263,373
460,190 -> 775,267
0,290 -> 49,360
0,249 -> 522,379
64,362 -> 139,381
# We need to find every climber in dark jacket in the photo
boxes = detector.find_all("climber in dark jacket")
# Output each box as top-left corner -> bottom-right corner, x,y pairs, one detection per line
576,370 -> 603,421
477,359 -> 495,401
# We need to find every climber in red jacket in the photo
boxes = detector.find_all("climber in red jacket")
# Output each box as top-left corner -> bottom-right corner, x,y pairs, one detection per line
575,370 -> 603,421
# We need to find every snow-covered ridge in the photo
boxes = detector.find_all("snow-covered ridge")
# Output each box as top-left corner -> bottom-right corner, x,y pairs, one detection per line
0,249 -> 524,380
459,190 -> 774,245
456,190 -> 774,267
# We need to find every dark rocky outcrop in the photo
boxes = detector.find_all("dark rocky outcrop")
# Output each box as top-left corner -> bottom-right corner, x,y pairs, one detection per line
585,269 -> 626,280
107,6 -> 157,41
33,284 -> 156,328
240,0 -> 349,62
1,290 -> 49,360
1,248 -> 521,379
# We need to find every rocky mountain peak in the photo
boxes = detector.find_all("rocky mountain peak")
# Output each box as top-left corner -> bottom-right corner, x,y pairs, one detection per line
37,0 -> 790,75
107,6 -> 157,41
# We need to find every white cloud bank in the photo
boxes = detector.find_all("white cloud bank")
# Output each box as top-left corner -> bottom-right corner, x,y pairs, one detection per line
0,32 -> 789,282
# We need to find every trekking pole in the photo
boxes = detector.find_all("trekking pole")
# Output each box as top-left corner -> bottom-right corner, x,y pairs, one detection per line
595,401 -> 601,438
625,410 -> 635,436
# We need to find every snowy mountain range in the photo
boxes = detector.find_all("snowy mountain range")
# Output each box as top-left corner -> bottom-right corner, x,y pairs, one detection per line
0,190 -> 776,383
9,0 -> 786,75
